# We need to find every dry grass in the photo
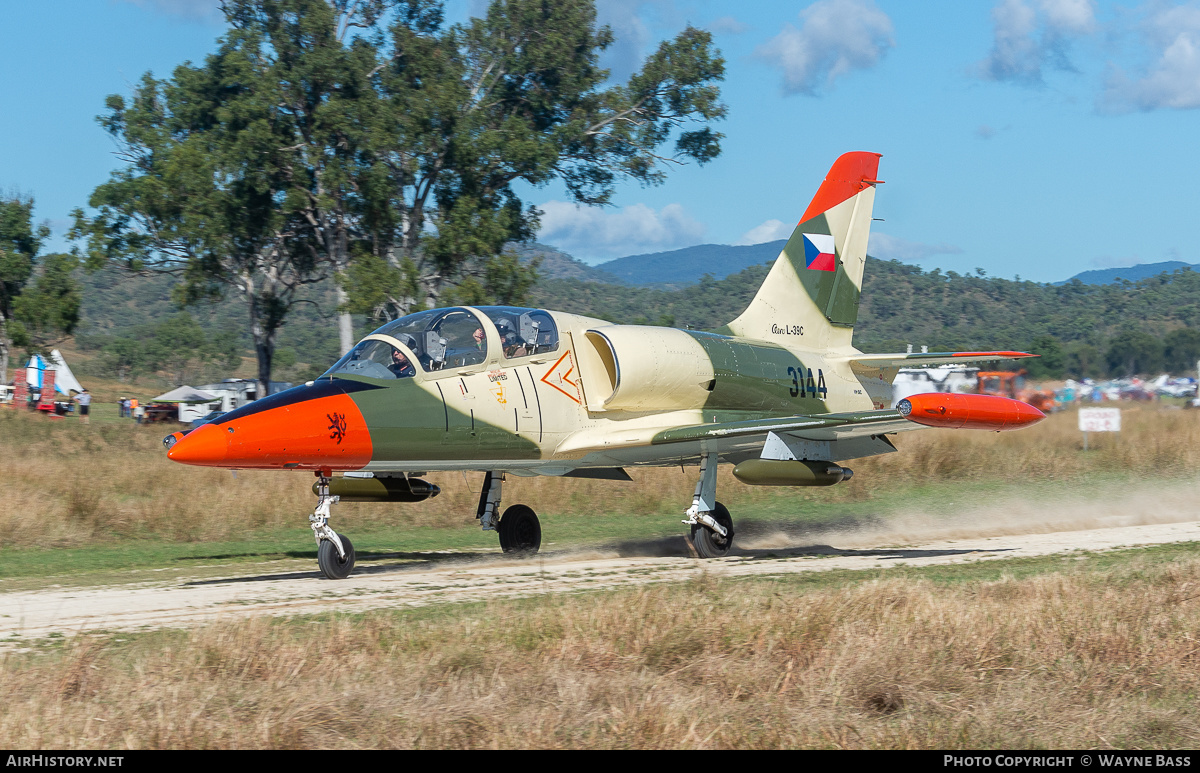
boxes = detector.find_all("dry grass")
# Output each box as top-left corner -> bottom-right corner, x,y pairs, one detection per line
3,550 -> 1200,749
3,404 -> 1200,549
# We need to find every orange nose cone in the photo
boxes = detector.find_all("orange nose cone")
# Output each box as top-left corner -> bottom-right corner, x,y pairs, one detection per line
167,423 -> 229,465
898,393 -> 1046,431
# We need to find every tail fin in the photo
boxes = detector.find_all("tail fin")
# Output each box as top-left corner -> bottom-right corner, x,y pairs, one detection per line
727,151 -> 881,351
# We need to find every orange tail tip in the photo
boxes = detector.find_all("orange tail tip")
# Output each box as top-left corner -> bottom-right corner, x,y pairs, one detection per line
799,151 -> 883,223
897,392 -> 1045,431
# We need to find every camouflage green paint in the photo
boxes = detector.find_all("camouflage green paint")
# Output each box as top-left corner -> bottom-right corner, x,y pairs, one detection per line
340,375 -> 542,461
685,331 -> 830,416
782,212 -> 861,327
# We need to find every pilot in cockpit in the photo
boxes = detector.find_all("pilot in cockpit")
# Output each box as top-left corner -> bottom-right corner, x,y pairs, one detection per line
496,319 -> 528,358
389,347 -> 416,378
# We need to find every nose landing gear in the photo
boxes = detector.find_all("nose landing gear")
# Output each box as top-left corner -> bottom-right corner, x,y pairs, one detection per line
312,473 -> 356,579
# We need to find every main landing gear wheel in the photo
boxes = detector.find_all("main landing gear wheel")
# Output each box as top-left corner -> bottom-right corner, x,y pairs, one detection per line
318,533 -> 356,580
690,501 -> 734,559
498,504 -> 541,555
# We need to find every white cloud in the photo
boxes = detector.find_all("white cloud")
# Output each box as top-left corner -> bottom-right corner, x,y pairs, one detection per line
755,0 -> 895,96
1101,2 -> 1200,112
1041,0 -> 1097,33
736,219 -> 794,245
978,0 -> 1097,84
868,233 -> 963,262
118,0 -> 222,23
537,200 -> 706,260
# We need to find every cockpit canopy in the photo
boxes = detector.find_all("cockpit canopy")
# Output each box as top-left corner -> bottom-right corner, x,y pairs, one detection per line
321,306 -> 559,380
475,306 -> 559,360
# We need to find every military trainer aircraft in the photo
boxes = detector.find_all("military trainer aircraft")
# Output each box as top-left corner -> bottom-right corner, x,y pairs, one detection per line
165,152 -> 1044,579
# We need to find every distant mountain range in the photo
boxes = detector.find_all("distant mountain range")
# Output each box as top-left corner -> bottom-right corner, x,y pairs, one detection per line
522,241 -> 1198,288
593,241 -> 787,285
1055,261 -> 1199,286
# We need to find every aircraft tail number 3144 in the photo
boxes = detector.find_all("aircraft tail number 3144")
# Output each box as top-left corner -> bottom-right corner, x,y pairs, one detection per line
165,152 -> 1044,579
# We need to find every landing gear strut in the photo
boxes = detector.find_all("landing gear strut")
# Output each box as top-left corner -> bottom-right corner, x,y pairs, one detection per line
477,471 -> 542,555
683,452 -> 735,558
312,472 -> 356,579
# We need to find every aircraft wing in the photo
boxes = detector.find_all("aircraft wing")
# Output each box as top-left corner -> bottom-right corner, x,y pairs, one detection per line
842,350 -> 1036,369
651,409 -> 913,446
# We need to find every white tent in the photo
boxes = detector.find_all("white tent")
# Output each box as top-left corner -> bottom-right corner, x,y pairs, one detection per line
24,350 -> 85,395
150,386 -> 220,403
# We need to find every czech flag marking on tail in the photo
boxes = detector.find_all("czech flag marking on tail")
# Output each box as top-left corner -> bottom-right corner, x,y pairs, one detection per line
802,233 -> 836,271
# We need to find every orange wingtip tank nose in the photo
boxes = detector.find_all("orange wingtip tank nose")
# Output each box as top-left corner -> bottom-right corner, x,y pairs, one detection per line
167,423 -> 228,464
897,392 -> 1046,431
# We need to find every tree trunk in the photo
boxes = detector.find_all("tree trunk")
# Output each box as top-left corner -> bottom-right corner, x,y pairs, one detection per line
249,294 -> 276,400
0,316 -> 9,386
337,284 -> 354,356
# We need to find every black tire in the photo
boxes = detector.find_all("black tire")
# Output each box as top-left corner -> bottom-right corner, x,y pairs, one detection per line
317,533 -> 356,579
498,504 -> 541,555
690,501 -> 734,559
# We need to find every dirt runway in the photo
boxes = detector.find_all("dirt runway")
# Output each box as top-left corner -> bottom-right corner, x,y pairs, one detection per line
4,518 -> 1198,645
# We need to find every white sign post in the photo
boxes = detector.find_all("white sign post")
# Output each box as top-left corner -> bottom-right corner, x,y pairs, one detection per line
1078,407 -> 1121,451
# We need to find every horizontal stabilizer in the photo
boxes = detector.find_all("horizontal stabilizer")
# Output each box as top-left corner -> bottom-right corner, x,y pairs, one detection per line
845,351 -> 1036,369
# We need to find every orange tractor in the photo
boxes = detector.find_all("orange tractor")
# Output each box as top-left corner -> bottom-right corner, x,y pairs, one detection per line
975,369 -> 1058,413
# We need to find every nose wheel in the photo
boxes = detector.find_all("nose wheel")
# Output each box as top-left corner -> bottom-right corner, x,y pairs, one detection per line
311,473 -> 357,579
317,532 -> 356,579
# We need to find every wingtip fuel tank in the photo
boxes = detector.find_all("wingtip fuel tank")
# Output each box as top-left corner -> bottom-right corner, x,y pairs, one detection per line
897,392 -> 1045,431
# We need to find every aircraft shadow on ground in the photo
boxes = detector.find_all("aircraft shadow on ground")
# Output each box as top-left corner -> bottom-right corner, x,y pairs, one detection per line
181,550 -> 501,586
726,517 -> 1017,560
181,516 -> 1014,586
606,534 -> 1012,561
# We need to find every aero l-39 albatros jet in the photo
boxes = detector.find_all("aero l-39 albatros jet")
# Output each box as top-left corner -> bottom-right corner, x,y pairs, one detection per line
165,152 -> 1044,579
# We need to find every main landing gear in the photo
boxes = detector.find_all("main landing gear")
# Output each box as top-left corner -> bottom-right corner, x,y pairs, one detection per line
683,452 -> 735,559
478,471 -> 542,555
312,473 -> 356,579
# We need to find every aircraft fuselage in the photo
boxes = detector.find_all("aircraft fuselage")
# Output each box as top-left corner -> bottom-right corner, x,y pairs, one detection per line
167,306 -> 893,475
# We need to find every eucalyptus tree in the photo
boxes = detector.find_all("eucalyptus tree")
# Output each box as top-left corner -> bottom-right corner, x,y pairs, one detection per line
1,196 -> 80,383
74,0 -> 385,393
346,0 -> 727,321
76,0 -> 726,393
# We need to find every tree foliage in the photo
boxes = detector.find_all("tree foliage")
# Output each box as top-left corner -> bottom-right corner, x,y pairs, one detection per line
1,195 -> 81,383
79,312 -> 241,385
74,0 -> 725,392
342,0 -> 726,321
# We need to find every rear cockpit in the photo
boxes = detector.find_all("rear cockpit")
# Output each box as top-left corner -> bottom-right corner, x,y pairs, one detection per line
322,306 -> 561,380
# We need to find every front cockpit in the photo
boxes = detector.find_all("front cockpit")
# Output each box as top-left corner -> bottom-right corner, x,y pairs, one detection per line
322,306 -> 561,381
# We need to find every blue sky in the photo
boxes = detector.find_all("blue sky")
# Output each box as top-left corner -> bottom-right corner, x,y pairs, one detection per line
2,0 -> 1198,283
